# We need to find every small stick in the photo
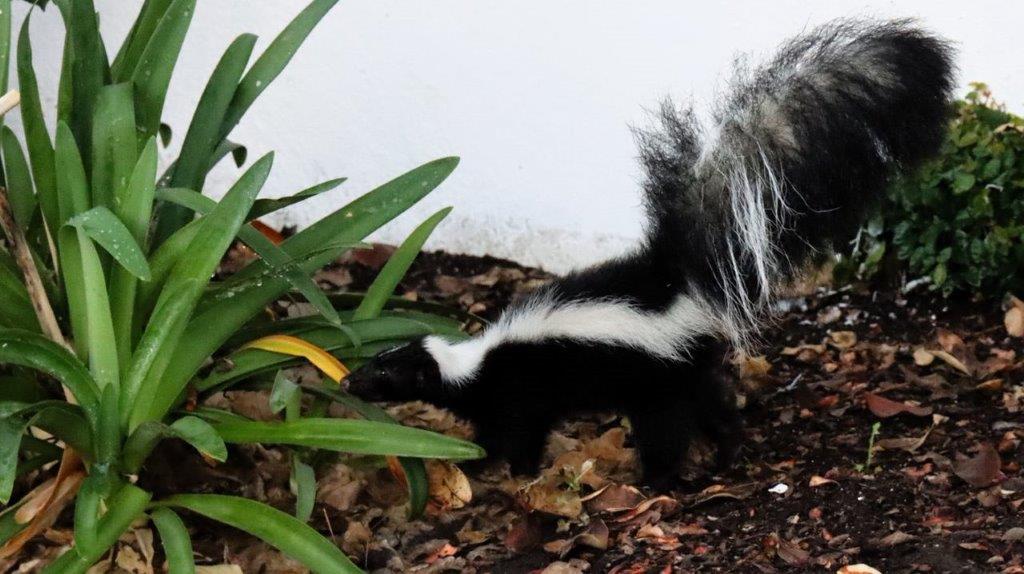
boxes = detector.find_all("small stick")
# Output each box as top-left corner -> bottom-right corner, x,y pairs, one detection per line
0,90 -> 20,117
0,187 -> 70,353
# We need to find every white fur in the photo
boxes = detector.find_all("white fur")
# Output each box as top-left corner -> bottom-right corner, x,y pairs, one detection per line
425,292 -> 723,385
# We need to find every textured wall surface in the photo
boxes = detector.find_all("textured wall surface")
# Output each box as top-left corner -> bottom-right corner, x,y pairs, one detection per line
14,1 -> 1024,272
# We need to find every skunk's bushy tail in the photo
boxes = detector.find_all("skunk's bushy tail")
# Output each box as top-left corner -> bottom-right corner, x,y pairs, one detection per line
638,19 -> 955,343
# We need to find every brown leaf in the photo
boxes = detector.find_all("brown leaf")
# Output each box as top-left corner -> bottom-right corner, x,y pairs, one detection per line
583,484 -> 645,513
930,349 -> 972,376
504,514 -> 544,552
864,393 -> 932,418
1005,306 -> 1024,337
953,443 -> 1002,488
426,460 -> 472,513
837,565 -> 882,574
348,243 -> 396,269
872,530 -> 917,547
520,477 -> 583,518
775,536 -> 810,566
424,543 -> 459,565
936,328 -> 965,353
913,348 -> 935,366
828,330 -> 858,350
317,464 -> 364,512
809,475 -> 836,488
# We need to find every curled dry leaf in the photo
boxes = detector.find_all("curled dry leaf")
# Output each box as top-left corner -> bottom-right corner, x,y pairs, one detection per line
582,483 -> 645,514
913,348 -> 935,366
426,460 -> 472,513
837,565 -> 882,574
809,475 -> 836,487
195,567 -> 244,574
1006,306 -> 1024,337
828,330 -> 858,350
953,443 -> 1003,488
865,393 -> 933,418
424,543 -> 459,565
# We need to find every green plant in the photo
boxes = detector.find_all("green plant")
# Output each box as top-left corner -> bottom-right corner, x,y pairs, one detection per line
0,1 -> 483,571
835,83 -> 1024,296
854,421 -> 882,474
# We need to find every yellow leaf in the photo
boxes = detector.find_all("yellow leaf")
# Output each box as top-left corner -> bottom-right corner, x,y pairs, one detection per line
242,334 -> 349,383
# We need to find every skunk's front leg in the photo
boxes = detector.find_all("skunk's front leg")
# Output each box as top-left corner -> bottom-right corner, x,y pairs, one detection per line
472,410 -> 553,476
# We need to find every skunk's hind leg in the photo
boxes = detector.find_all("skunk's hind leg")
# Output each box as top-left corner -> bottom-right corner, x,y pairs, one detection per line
694,363 -> 743,471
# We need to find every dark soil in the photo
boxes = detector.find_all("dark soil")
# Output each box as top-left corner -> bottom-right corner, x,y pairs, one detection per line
10,248 -> 1024,573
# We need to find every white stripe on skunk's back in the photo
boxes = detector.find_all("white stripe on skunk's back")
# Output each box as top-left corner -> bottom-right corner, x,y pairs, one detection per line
423,293 -> 722,384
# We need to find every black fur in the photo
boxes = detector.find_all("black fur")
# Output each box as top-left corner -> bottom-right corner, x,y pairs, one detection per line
346,336 -> 740,485
346,19 -> 955,486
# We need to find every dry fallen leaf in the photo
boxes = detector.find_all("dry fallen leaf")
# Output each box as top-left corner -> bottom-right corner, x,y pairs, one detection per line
1006,306 -> 1024,337
837,565 -> 882,574
195,567 -> 243,574
809,475 -> 836,488
828,330 -> 858,349
953,443 -> 1002,488
426,460 -> 472,513
913,348 -> 935,366
864,393 -> 932,418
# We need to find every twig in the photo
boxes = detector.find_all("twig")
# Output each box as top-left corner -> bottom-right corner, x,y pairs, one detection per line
0,187 -> 70,351
0,90 -> 19,117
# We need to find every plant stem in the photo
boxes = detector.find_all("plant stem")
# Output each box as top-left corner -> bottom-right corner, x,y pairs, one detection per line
0,187 -> 69,353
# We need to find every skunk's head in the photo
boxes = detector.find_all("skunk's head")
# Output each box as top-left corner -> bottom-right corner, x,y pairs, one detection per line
344,339 -> 446,402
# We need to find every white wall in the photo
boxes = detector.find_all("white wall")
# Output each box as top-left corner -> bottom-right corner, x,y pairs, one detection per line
14,1 -> 1024,272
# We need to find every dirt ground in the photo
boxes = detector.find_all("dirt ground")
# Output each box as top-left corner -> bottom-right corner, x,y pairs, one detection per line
9,248 -> 1024,573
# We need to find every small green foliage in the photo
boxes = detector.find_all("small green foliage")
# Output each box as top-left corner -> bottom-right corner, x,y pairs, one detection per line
854,421 -> 882,474
836,83 -> 1024,296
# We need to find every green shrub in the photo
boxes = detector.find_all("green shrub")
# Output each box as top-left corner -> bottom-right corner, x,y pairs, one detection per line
0,1 -> 482,571
835,83 -> 1024,296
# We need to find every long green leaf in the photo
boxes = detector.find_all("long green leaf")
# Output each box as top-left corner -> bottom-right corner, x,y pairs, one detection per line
219,0 -> 339,138
291,459 -> 316,523
110,138 -> 158,370
17,14 -> 58,238
249,178 -> 346,220
55,122 -> 93,357
74,226 -> 119,389
90,83 -> 138,210
0,337 -> 97,419
0,401 -> 92,503
130,0 -> 196,145
42,484 -> 151,574
125,154 -> 273,429
214,418 -> 485,460
67,0 -> 110,162
305,385 -> 434,518
67,207 -> 152,281
159,495 -> 360,573
121,416 -> 226,473
0,254 -> 40,331
0,128 -> 34,230
354,207 -> 451,320
111,0 -> 174,81
162,158 -> 458,410
156,186 -> 343,329
0,0 -> 10,100
151,508 -> 195,574
154,33 -> 256,242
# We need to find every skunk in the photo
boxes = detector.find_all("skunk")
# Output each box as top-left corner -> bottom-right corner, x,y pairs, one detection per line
346,19 -> 955,485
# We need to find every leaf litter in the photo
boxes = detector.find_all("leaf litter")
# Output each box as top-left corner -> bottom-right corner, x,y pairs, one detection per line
8,249 -> 1024,573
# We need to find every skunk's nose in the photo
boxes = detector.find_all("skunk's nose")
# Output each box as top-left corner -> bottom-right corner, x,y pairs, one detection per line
343,367 -> 379,400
